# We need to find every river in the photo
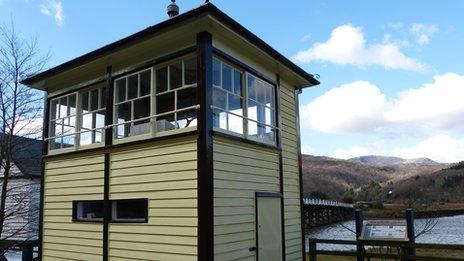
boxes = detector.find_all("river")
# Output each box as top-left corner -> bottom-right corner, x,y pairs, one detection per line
306,214 -> 464,251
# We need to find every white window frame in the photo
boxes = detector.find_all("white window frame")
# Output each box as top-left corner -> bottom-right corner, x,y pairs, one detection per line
49,92 -> 78,153
211,57 -> 279,146
79,85 -> 107,147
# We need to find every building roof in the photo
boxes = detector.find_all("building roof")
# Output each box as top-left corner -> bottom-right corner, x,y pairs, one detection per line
21,2 -> 319,87
0,134 -> 42,178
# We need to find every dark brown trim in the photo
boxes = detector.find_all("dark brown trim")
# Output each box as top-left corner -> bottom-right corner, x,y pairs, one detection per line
211,130 -> 281,152
47,46 -> 196,100
21,3 -> 318,87
38,93 -> 49,261
294,88 -> 306,261
103,153 -> 110,261
104,66 -> 113,148
213,48 -> 277,86
43,130 -> 198,160
197,31 -> 214,261
277,75 -> 286,261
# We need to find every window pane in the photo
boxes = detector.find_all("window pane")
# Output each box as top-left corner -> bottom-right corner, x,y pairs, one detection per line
213,59 -> 220,86
212,88 -> 227,110
81,92 -> 89,113
247,75 -> 256,101
169,61 -> 182,89
49,137 -> 62,150
116,102 -> 131,138
68,94 -> 77,115
156,92 -> 174,114
228,94 -> 242,114
54,119 -> 63,136
212,108 -> 227,130
140,70 -> 151,96
116,79 -> 126,102
156,114 -> 175,132
222,64 -> 232,92
256,81 -> 266,104
95,112 -> 105,129
59,98 -> 67,118
75,201 -> 103,221
233,70 -> 242,96
90,89 -> 99,111
228,113 -> 243,134
80,131 -> 92,146
111,199 -> 147,221
265,85 -> 274,108
177,109 -> 197,129
50,99 -> 58,120
100,87 -> 107,108
134,97 -> 150,126
177,87 -> 197,109
184,58 -> 197,85
81,113 -> 92,130
62,135 -> 75,148
128,74 -> 138,100
156,67 -> 168,93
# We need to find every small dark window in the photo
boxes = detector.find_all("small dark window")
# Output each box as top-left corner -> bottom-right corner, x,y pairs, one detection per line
111,199 -> 148,222
73,201 -> 103,221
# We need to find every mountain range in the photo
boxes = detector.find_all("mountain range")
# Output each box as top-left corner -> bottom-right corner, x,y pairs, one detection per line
301,155 -> 464,203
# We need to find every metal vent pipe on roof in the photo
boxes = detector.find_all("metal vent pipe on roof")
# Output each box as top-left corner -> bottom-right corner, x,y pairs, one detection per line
167,0 -> 179,18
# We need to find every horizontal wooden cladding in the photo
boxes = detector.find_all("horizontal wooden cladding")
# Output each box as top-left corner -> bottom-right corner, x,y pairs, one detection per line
43,155 -> 105,260
109,136 -> 198,261
213,137 -> 280,261
280,84 -> 303,261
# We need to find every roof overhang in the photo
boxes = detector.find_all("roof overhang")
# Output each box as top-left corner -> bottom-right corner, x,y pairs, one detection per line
21,3 -> 319,89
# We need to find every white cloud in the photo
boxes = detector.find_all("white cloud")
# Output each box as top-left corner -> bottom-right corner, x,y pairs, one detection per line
40,0 -> 64,27
300,34 -> 311,42
333,146 -> 373,159
410,23 -> 438,45
301,72 -> 464,135
387,22 -> 404,30
293,24 -> 427,71
301,145 -> 315,155
391,134 -> 464,163
300,81 -> 387,133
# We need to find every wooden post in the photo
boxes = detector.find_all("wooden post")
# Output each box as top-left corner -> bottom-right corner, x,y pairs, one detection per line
308,239 -> 317,261
405,208 -> 416,257
355,209 -> 364,261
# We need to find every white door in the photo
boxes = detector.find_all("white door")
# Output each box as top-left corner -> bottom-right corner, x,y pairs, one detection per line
256,193 -> 283,261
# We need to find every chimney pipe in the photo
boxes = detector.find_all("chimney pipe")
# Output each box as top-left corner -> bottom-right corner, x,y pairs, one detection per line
167,0 -> 179,18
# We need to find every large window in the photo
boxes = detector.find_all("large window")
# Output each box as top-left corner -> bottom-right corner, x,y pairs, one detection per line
155,57 -> 197,132
212,58 -> 277,145
50,93 -> 77,150
114,69 -> 152,139
80,86 -> 107,146
73,200 -> 103,222
47,55 -> 200,152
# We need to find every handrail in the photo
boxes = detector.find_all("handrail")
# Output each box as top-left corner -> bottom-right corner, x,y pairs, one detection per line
307,238 -> 464,261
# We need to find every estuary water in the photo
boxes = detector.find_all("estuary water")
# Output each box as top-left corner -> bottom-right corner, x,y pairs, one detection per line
306,214 -> 464,251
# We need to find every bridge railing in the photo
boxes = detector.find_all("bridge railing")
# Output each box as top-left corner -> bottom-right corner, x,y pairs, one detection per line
303,198 -> 353,208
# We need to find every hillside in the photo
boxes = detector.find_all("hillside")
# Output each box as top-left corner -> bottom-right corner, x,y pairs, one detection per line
301,154 -> 448,201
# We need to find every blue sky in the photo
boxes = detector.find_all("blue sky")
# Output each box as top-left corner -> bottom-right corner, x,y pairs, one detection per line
1,0 -> 463,162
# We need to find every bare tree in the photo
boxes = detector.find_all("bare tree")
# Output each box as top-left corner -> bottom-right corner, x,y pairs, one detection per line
0,21 -> 48,258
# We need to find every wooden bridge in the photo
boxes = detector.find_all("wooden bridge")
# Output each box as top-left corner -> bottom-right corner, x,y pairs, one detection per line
302,198 -> 355,229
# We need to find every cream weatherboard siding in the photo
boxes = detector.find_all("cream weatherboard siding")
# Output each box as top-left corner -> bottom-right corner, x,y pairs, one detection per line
213,137 -> 280,261
280,83 -> 304,261
42,155 -> 105,261
108,136 -> 198,261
